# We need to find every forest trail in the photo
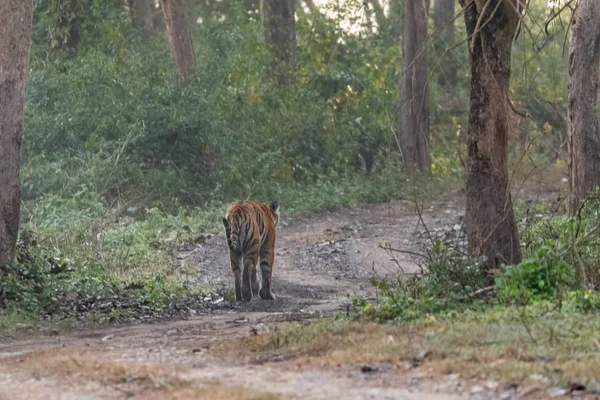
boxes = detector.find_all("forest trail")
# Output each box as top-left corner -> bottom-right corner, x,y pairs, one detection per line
0,178 -> 565,400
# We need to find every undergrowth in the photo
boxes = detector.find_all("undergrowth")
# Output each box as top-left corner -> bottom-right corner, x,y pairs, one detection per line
354,192 -> 600,323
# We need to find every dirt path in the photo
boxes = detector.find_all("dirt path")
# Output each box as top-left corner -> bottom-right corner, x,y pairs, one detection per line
0,179 -> 566,400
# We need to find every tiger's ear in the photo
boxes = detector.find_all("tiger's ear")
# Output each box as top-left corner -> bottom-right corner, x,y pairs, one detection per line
222,218 -> 229,228
270,202 -> 280,215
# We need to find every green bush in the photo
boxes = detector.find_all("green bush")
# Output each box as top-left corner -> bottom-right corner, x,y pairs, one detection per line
495,247 -> 576,306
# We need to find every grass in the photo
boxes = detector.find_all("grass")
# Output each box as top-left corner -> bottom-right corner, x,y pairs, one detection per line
220,304 -> 600,389
0,347 -> 281,400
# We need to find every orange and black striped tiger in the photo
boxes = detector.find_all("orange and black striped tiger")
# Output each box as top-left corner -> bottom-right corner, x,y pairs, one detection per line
222,200 -> 280,302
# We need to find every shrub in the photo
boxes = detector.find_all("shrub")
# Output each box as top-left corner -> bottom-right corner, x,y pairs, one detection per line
495,247 -> 576,307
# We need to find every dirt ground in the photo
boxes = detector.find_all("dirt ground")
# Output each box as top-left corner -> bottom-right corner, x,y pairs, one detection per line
0,176 -> 569,400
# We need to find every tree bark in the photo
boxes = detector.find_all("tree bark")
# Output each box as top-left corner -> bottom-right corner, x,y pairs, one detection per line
399,0 -> 430,174
161,0 -> 195,78
568,0 -> 600,211
131,0 -> 155,33
458,0 -> 522,269
0,0 -> 33,267
432,0 -> 457,92
260,0 -> 296,86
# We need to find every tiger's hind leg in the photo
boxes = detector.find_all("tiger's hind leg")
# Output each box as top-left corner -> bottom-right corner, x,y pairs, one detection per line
229,251 -> 243,302
242,253 -> 258,302
251,266 -> 260,297
259,240 -> 276,300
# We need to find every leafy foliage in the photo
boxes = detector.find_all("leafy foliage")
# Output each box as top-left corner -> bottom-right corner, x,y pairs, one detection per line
496,247 -> 576,306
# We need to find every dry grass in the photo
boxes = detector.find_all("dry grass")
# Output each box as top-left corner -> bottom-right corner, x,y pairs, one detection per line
219,310 -> 600,388
0,346 -> 281,400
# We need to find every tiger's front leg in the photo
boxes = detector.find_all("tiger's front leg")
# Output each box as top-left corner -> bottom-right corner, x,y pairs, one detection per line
229,251 -> 243,302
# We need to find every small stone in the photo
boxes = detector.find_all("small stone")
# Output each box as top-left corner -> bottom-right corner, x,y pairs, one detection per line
536,354 -> 549,362
549,387 -> 567,397
101,335 -> 114,342
409,377 -> 420,386
568,380 -> 586,392
360,365 -> 377,373
470,384 -> 485,394
529,374 -> 549,383
412,350 -> 431,363
485,380 -> 499,389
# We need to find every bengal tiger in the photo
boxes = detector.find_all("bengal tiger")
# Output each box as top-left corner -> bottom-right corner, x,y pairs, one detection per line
222,200 -> 280,302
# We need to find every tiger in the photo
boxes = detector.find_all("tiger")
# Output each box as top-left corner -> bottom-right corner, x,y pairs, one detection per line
222,200 -> 280,302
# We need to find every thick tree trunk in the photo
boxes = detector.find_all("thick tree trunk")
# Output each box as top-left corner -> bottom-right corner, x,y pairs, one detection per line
131,0 -> 155,33
0,0 -> 33,267
399,0 -> 430,174
459,0 -> 522,269
161,0 -> 195,78
432,0 -> 457,92
568,0 -> 600,211
260,0 -> 296,86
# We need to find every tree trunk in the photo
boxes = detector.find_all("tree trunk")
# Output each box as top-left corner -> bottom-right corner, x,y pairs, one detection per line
131,0 -> 155,33
568,0 -> 600,211
432,0 -> 457,92
399,0 -> 430,174
0,0 -> 33,267
260,0 -> 296,86
161,0 -> 195,78
458,0 -> 522,269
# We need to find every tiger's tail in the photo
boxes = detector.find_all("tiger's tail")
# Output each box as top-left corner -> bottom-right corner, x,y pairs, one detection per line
222,217 -> 240,252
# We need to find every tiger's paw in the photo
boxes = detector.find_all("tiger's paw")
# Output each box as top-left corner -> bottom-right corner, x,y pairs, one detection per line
242,287 -> 253,302
252,283 -> 261,297
259,288 -> 275,300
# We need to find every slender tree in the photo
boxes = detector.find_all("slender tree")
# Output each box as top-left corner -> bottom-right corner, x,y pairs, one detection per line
260,0 -> 296,86
49,0 -> 81,54
0,0 -> 34,267
161,0 -> 195,77
568,0 -> 600,211
399,0 -> 430,174
432,0 -> 457,94
458,0 -> 522,269
131,0 -> 155,33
